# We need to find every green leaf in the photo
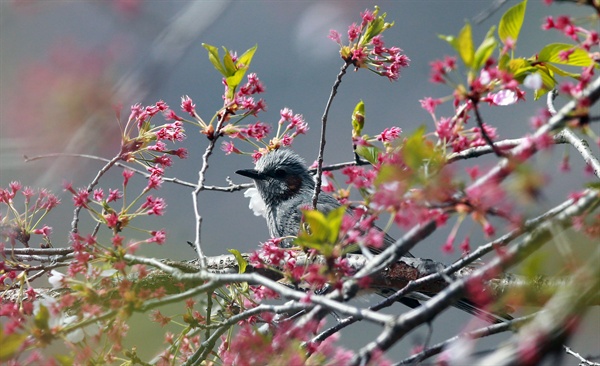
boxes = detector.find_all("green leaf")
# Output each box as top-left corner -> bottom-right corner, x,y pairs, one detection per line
498,52 -> 511,70
535,67 -> 556,89
202,43 -> 227,76
296,207 -> 346,256
585,182 -> 600,190
226,68 -> 249,90
362,16 -> 384,44
0,327 -> 27,362
509,64 -> 555,100
457,22 -> 474,67
361,7 -> 392,45
227,249 -> 248,274
533,88 -> 549,100
324,206 -> 346,244
438,34 -> 456,47
528,67 -> 556,100
34,303 -> 50,331
222,47 -> 237,76
237,44 -> 258,69
352,100 -> 365,137
402,126 -> 437,171
224,44 -> 259,99
300,210 -> 330,243
355,145 -> 380,165
538,43 -> 593,67
507,58 -> 530,74
543,63 -> 582,78
498,0 -> 527,44
472,26 -> 497,70
438,22 -> 474,68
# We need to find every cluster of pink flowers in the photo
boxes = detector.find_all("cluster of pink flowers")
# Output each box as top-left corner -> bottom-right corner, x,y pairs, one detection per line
63,162 -> 168,252
219,72 -> 267,119
478,67 -> 526,106
542,15 -> 599,52
435,115 -> 499,152
232,73 -> 267,116
68,232 -> 97,276
430,55 -> 526,108
559,65 -> 595,99
329,7 -> 410,81
221,107 -> 309,162
121,100 -> 188,164
219,319 -> 369,366
429,56 -> 458,84
0,182 -> 60,248
340,207 -> 386,250
249,238 -> 296,270
376,126 -> 402,143
341,166 -> 377,189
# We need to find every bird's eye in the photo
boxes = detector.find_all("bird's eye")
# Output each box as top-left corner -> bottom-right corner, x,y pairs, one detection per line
273,169 -> 287,178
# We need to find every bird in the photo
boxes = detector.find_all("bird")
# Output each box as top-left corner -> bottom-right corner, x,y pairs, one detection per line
236,149 -> 511,323
236,149 -> 369,248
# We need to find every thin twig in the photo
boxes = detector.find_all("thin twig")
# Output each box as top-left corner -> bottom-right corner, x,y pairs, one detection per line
564,346 -> 600,366
192,115 -> 228,268
472,102 -> 503,157
472,0 -> 509,24
311,158 -> 371,173
446,134 -> 568,163
25,152 -> 246,190
547,89 -> 559,115
70,154 -> 121,234
559,128 -> 600,179
312,62 -> 350,209
185,301 -> 310,365
395,313 -> 537,365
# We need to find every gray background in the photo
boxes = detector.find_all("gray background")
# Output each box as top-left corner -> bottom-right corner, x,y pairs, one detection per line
1,0 -> 598,363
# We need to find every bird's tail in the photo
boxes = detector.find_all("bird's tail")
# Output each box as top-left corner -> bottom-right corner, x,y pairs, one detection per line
376,289 -> 512,324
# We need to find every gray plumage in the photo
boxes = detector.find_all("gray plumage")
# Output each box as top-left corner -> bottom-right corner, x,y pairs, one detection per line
236,149 -> 511,323
236,149 -> 398,251
238,150 -> 337,241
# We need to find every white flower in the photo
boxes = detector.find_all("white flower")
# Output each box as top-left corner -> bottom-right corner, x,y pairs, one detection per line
479,70 -> 491,85
319,173 -> 335,192
33,294 -> 99,344
491,89 -> 518,106
33,293 -> 57,315
100,269 -> 118,277
524,72 -> 543,90
48,270 -> 65,289
441,336 -> 475,365
62,315 -> 85,343
243,188 -> 267,217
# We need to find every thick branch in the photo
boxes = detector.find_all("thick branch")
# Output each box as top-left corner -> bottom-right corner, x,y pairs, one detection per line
4,252 -> 597,307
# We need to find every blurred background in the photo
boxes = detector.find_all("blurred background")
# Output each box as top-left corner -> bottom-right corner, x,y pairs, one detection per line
1,0 -> 598,363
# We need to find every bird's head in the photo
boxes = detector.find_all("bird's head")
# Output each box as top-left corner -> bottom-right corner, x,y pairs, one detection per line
236,149 -> 315,206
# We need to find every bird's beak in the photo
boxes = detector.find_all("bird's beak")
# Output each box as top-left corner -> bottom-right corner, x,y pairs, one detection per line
235,169 -> 266,180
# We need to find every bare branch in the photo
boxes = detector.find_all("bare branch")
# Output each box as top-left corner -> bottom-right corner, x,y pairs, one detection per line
559,128 -> 600,179
446,134 -> 568,163
70,154 -> 121,234
396,313 -> 538,365
351,188 -> 600,364
472,0 -> 509,24
472,102 -> 504,157
564,346 -> 600,366
472,247 -> 600,365
191,114 -> 229,267
312,62 -> 351,210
